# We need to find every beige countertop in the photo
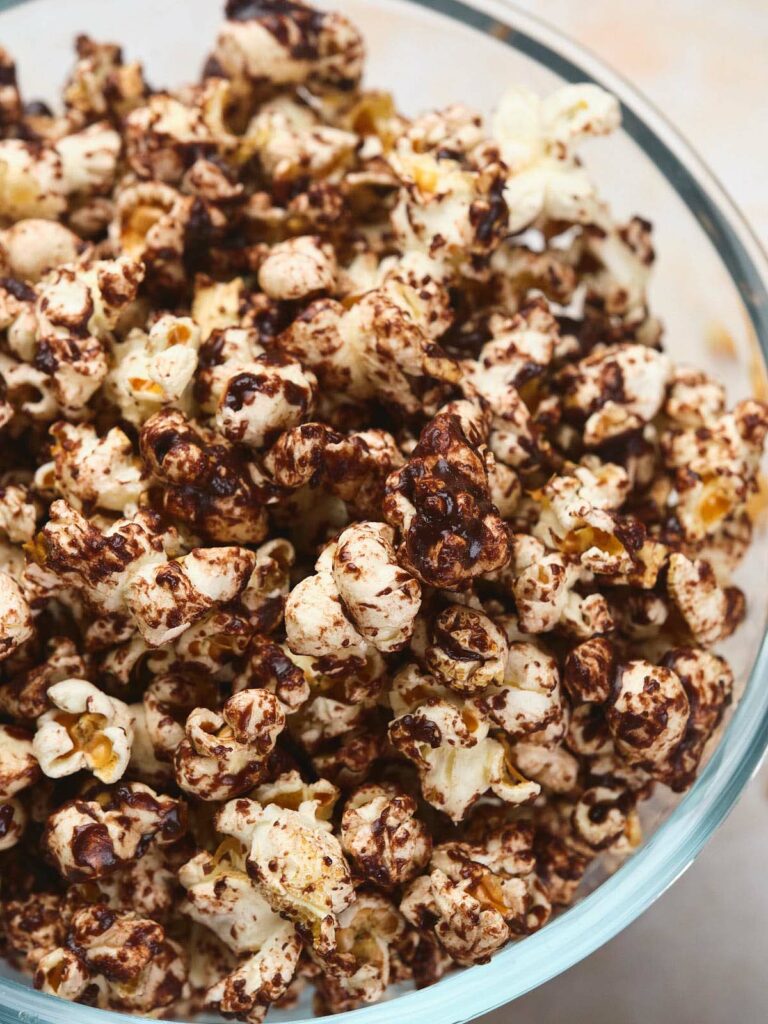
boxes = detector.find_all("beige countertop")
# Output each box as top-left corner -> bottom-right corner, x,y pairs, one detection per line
484,3 -> 768,1022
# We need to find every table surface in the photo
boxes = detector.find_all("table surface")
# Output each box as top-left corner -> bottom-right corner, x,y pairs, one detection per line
483,2 -> 768,1022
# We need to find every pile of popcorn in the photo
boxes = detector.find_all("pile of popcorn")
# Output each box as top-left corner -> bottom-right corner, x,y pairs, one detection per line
0,0 -> 765,1019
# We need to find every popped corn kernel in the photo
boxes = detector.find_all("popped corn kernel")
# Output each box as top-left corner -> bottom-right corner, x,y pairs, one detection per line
383,410 -> 510,589
215,787 -> 354,955
33,679 -> 134,783
174,688 -> 285,800
43,782 -> 186,882
341,782 -> 431,887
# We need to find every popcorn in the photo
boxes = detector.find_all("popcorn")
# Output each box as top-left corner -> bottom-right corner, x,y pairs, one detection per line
43,782 -> 186,882
35,905 -> 186,1013
573,782 -> 643,856
388,665 -> 540,821
33,256 -> 145,413
215,784 -> 354,955
0,125 -> 119,222
659,647 -> 733,791
530,465 -> 667,588
0,571 -> 33,660
33,679 -> 134,783
661,398 -> 768,541
667,552 -> 744,646
0,484 -> 36,544
245,100 -> 358,184
0,724 -> 39,799
286,521 -> 421,657
0,797 -> 26,851
174,688 -> 285,800
139,409 -> 269,542
400,823 -> 543,964
389,112 -> 509,276
63,35 -> 147,122
558,343 -> 672,447
314,893 -> 405,1012
141,671 -> 218,762
0,636 -> 86,722
0,1 -> 765,1010
37,422 -> 145,515
606,660 -> 690,773
179,837 -> 302,1022
124,84 -> 234,183
107,315 -> 202,425
265,422 -> 403,519
341,782 -> 431,887
215,352 -> 316,450
472,641 -> 566,745
664,366 -> 726,428
563,636 -> 615,705
425,604 -> 508,695
383,410 -> 510,589
0,48 -> 20,128
257,235 -> 336,300
36,499 -> 257,646
461,298 -> 558,470
112,182 -> 200,291
509,741 -> 579,793
0,219 -> 84,282
278,290 -> 459,418
2,893 -> 67,970
213,0 -> 365,90
493,83 -> 619,233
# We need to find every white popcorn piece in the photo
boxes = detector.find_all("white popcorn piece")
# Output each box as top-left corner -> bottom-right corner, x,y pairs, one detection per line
388,666 -> 540,822
216,787 -> 354,955
43,781 -> 186,882
425,604 -> 508,695
0,484 -> 36,544
472,640 -> 566,746
662,399 -> 768,541
35,906 -> 186,1014
33,679 -> 134,784
0,723 -> 39,799
126,545 -> 257,646
34,256 -> 145,413
667,551 -> 744,646
0,219 -> 83,282
38,422 -> 145,514
124,84 -> 235,183
400,824 -> 541,964
607,659 -> 690,772
493,83 -> 619,233
244,100 -> 358,183
558,343 -> 672,448
174,688 -> 285,800
215,352 -> 316,450
314,893 -> 406,1013
213,0 -> 364,90
279,289 -> 459,417
106,315 -> 202,425
180,836 -> 302,1023
341,782 -> 431,887
0,570 -> 34,660
286,522 -> 421,658
571,784 -> 641,857
258,235 -> 337,300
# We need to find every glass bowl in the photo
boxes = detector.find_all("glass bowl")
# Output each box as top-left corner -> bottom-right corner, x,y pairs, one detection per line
1,0 -> 767,1022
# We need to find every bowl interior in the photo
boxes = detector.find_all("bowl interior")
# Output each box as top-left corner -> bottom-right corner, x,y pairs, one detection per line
0,0 -> 767,1022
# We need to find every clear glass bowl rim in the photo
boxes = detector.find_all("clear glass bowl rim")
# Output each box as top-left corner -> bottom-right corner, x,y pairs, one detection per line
0,1 -> 767,1023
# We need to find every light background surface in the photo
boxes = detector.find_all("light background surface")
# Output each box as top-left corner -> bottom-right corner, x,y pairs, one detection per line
484,2 -> 768,1022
